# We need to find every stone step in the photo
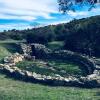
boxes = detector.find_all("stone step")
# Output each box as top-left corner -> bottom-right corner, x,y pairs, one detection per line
95,65 -> 100,70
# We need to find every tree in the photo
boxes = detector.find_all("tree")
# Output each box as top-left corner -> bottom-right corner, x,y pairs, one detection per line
58,0 -> 99,13
26,26 -> 55,44
64,16 -> 100,57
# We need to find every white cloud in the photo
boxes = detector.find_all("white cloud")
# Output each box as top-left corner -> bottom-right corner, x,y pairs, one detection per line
0,14 -> 36,21
0,0 -> 100,31
0,23 -> 34,31
67,11 -> 88,17
0,0 -> 58,21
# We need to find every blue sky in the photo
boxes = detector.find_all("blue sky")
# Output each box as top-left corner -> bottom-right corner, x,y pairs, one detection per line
0,0 -> 100,31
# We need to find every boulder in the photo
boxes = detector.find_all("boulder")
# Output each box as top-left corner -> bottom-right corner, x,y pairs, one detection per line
3,53 -> 24,64
3,65 -> 14,74
24,71 -> 33,77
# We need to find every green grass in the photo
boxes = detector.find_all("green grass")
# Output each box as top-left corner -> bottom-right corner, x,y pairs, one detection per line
0,40 -> 100,100
0,45 -> 11,62
47,41 -> 64,50
0,41 -> 23,62
0,73 -> 100,100
0,39 -> 26,44
16,59 -> 86,77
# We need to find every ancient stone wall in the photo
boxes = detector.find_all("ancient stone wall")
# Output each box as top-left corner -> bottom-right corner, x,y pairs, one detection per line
20,43 -> 96,75
0,63 -> 100,88
0,44 -> 99,88
4,53 -> 24,65
51,50 -> 95,74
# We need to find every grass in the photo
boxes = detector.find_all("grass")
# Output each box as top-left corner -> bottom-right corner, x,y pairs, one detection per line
0,44 -> 11,62
0,41 -> 23,62
0,41 -> 100,100
16,59 -> 86,77
47,41 -> 64,50
0,39 -> 26,44
0,73 -> 100,100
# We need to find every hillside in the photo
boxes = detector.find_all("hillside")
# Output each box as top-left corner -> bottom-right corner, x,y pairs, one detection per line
0,16 -> 100,100
0,15 -> 100,57
0,73 -> 100,100
0,15 -> 100,41
0,40 -> 23,62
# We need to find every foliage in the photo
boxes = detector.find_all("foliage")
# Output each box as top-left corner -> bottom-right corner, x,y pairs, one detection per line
47,41 -> 64,50
58,0 -> 99,13
16,59 -> 85,76
26,26 -> 55,44
64,15 -> 100,57
0,15 -> 100,57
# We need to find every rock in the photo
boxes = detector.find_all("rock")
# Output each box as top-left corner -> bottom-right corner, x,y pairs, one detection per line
0,64 -> 5,69
46,76 -> 52,80
16,69 -> 25,76
25,71 -> 33,77
87,74 -> 97,79
3,65 -> 14,73
3,53 -> 24,64
64,78 -> 70,82
93,70 -> 100,75
32,72 -> 39,78
24,55 -> 35,61
21,43 -> 32,55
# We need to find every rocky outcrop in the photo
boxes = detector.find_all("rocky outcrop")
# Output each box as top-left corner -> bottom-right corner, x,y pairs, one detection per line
3,53 -> 24,65
20,43 -> 32,56
31,43 -> 52,58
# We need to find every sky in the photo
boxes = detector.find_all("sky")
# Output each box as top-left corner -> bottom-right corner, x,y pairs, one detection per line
0,0 -> 100,31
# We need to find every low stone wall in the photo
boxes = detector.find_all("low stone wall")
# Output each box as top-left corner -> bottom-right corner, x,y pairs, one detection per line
50,50 -> 96,75
20,43 -> 96,75
3,53 -> 24,65
0,44 -> 99,88
20,43 -> 100,76
0,63 -> 100,88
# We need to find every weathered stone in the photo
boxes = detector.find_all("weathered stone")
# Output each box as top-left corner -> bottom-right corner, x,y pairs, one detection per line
25,71 -> 33,77
0,43 -> 100,87
0,64 -> 5,69
3,53 -> 24,64
3,65 -> 14,73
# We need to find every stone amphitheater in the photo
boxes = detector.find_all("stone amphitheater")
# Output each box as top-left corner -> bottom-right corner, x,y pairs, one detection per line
0,43 -> 100,88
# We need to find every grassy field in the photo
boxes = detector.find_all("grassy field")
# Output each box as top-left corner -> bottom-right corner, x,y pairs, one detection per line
0,41 -> 23,62
0,73 -> 100,100
0,39 -> 26,44
47,41 -> 64,50
16,59 -> 85,77
0,44 -> 11,62
0,41 -> 100,100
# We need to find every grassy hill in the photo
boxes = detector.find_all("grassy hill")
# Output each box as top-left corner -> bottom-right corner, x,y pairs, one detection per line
0,73 -> 100,100
0,40 -> 23,62
0,44 -> 11,62
0,41 -> 100,100
0,24 -> 100,100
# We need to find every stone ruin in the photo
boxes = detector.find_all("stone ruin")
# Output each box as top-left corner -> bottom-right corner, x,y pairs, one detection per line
0,43 -> 99,88
4,53 -> 24,65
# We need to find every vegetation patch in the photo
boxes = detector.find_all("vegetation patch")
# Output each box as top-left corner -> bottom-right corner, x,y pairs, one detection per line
0,41 -> 23,63
0,45 -> 11,63
47,41 -> 64,50
16,59 -> 86,77
0,73 -> 100,100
